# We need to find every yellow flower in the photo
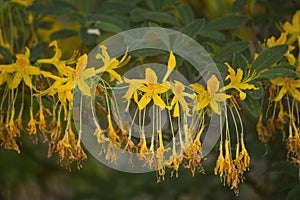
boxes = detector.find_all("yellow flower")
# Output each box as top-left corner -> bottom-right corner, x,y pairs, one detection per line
221,63 -> 258,100
0,48 -> 42,89
0,72 -> 9,86
190,83 -> 210,112
27,106 -> 37,135
271,78 -> 300,101
162,51 -> 176,82
75,54 -> 96,96
138,68 -> 170,110
262,33 -> 295,65
167,80 -> 194,117
165,138 -> 183,178
38,41 -> 78,76
282,10 -> 300,44
37,104 -> 48,134
193,75 -> 227,115
214,141 -> 225,177
234,138 -> 250,173
156,130 -> 170,182
96,45 -> 131,83
256,115 -> 272,143
123,77 -> 145,111
11,0 -> 34,7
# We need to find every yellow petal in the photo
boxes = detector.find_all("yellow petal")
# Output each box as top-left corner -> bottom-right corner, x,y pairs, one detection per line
235,68 -> 244,83
152,84 -> 169,93
78,79 -> 91,96
239,90 -> 247,100
0,63 -> 18,73
123,78 -> 144,99
195,96 -> 210,110
292,10 -> 300,29
145,68 -> 157,83
173,101 -> 179,117
168,51 -> 176,69
23,73 -> 33,89
225,63 -> 235,81
138,94 -> 151,110
270,78 -> 286,86
26,66 -> 41,75
81,68 -> 96,79
139,85 -> 152,93
8,72 -> 22,89
152,93 -> 166,109
0,73 -> 9,86
190,83 -> 206,94
288,85 -> 300,102
274,87 -> 287,101
213,93 -> 227,102
210,99 -> 220,115
207,75 -> 220,95
76,54 -> 88,73
106,69 -> 122,82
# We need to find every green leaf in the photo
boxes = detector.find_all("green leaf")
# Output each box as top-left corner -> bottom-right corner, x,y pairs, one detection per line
232,53 -> 248,69
79,27 -> 98,46
145,0 -> 178,11
231,0 -> 247,13
50,29 -> 78,40
28,2 -> 77,16
130,8 -> 179,25
216,41 -> 249,59
246,82 -> 263,100
100,0 -> 139,13
30,42 -> 48,62
129,49 -> 166,57
215,62 -> 228,73
251,45 -> 288,72
256,67 -> 297,80
181,18 -> 205,38
86,14 -> 128,30
95,22 -> 123,33
204,14 -> 247,30
243,96 -> 260,118
199,30 -> 225,40
287,184 -> 300,200
176,5 -> 195,25
0,46 -> 13,62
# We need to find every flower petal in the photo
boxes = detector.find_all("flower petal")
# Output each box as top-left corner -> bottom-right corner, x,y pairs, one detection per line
152,93 -> 166,109
138,94 -> 151,110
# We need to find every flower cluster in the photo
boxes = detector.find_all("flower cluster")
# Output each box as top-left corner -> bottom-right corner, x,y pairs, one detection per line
90,47 -> 259,192
1,0 -> 300,194
256,10 -> 300,179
